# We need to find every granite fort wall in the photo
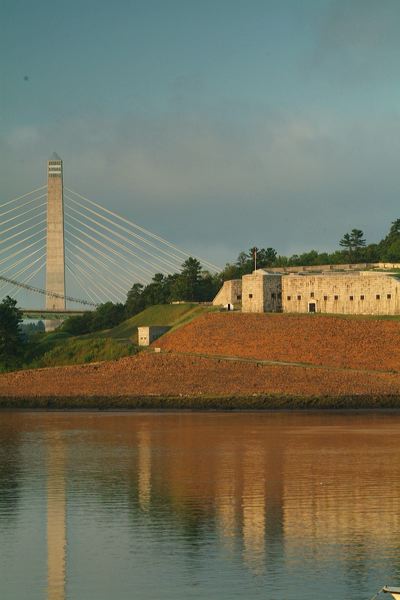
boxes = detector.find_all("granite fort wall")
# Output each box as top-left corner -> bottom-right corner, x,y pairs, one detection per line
212,279 -> 242,306
242,272 -> 282,313
281,272 -> 400,315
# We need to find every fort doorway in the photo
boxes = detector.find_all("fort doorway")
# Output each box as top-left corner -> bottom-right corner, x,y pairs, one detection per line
308,302 -> 316,313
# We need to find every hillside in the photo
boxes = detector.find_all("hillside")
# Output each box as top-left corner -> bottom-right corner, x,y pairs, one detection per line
87,303 -> 212,343
155,312 -> 400,373
2,351 -> 400,402
24,303 -> 212,368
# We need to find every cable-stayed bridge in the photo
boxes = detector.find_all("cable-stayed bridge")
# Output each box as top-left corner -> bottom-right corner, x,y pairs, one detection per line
0,154 -> 219,325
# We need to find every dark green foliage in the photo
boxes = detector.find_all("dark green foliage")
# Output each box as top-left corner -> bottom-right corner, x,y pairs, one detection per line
20,321 -> 45,336
379,219 -> 400,261
339,229 -> 366,262
0,297 -> 23,369
1,394 -> 400,410
124,259 -> 220,318
62,302 -> 125,335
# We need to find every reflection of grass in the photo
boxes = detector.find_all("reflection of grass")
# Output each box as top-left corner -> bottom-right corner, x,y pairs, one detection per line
29,337 -> 136,368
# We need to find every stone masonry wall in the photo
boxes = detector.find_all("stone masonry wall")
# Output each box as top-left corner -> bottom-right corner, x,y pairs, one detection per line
242,272 -> 282,313
281,272 -> 400,315
212,279 -> 242,306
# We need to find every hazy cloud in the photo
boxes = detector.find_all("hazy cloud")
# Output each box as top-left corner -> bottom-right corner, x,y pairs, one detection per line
2,106 -> 400,264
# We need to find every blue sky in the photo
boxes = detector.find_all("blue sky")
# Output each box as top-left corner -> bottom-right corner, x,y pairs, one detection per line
2,0 -> 400,267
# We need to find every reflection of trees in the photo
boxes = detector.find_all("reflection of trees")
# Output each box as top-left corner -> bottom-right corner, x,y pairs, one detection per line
0,416 -> 21,523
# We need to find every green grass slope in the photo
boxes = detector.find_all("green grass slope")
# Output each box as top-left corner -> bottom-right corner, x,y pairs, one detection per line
23,303 -> 213,369
87,303 -> 213,343
31,337 -> 136,368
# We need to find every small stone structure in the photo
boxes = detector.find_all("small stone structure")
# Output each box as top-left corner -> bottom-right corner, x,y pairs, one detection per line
214,266 -> 400,316
138,326 -> 170,346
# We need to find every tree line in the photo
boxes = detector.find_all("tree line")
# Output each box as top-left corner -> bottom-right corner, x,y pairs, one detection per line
220,219 -> 400,280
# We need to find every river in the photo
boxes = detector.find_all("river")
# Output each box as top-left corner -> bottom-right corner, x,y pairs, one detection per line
0,411 -> 399,600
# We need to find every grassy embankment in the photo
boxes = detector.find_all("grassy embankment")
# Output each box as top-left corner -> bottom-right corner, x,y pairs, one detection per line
1,395 -> 400,410
24,303 -> 212,368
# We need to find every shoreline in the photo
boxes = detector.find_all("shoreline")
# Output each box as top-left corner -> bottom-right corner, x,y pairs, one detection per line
1,394 -> 400,410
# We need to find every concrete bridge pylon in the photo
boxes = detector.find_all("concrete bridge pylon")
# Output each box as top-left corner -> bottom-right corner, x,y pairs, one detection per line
45,153 -> 66,330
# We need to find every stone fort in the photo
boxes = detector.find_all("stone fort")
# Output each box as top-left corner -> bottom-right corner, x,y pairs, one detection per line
213,263 -> 400,315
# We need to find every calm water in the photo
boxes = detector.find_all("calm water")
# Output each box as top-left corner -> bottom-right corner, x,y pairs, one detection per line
0,411 -> 399,600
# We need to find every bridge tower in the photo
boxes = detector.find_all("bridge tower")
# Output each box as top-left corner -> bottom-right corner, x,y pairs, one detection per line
46,153 -> 66,310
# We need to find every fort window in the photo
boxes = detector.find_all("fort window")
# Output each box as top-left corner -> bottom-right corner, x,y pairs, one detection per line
249,294 -> 253,299
297,295 -> 301,301
387,294 -> 392,299
271,293 -> 276,299
360,295 -> 365,300
323,295 -> 328,301
310,292 -> 314,298
237,294 -> 242,300
349,296 -> 354,301
334,295 -> 339,300
376,294 -> 380,300
287,295 -> 291,301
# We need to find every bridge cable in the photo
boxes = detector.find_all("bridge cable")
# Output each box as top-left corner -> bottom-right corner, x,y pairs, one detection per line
65,232 -> 144,287
66,247 -> 130,299
65,260 -> 103,305
0,193 -> 47,219
65,249 -> 125,304
65,187 -> 220,272
0,273 -> 97,307
0,218 -> 47,247
0,235 -> 46,267
64,219 -> 155,279
0,185 -> 47,210
1,253 -> 45,295
64,228 -> 148,286
65,194 -> 191,271
65,257 -> 115,304
65,197 -> 181,273
2,209 -> 47,237
64,209 -> 175,276
0,246 -> 46,280
0,200 -> 46,227
2,262 -> 45,296
0,227 -> 46,256
65,236 -> 136,292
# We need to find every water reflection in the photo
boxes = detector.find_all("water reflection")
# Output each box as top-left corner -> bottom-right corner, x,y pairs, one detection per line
137,428 -> 151,511
1,412 -> 400,600
46,433 -> 66,600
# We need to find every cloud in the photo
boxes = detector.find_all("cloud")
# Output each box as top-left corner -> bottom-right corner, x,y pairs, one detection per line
2,107 -> 400,263
312,0 -> 400,81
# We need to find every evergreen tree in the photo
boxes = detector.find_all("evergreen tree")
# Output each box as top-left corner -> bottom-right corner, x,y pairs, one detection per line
0,296 -> 23,369
171,257 -> 202,301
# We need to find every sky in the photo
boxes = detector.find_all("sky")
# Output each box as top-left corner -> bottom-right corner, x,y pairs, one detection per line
2,0 -> 400,270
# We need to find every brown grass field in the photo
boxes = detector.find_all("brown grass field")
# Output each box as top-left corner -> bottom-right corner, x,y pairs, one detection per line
155,312 -> 400,372
1,312 -> 400,405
